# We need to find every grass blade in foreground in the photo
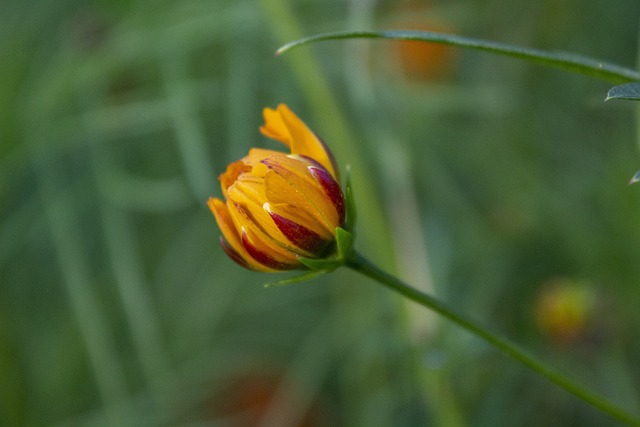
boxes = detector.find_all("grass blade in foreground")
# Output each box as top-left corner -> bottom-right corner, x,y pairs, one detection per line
277,30 -> 640,84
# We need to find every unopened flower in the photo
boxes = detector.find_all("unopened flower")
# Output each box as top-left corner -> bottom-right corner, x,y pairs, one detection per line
208,104 -> 346,272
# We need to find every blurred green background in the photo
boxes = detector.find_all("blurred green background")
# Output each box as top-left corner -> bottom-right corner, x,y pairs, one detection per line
3,0 -> 640,426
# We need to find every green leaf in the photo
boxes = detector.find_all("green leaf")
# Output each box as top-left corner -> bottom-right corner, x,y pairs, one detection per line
606,83 -> 640,101
277,30 -> 640,84
335,227 -> 354,260
297,256 -> 343,272
343,165 -> 357,235
264,270 -> 324,288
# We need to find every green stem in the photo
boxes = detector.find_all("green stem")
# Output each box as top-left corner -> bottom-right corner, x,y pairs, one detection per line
277,30 -> 640,84
345,251 -> 640,426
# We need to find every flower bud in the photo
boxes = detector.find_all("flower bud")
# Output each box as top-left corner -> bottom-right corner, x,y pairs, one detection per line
535,278 -> 595,345
208,104 -> 345,272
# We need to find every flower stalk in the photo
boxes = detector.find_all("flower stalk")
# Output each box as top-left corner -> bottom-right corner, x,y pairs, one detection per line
345,251 -> 640,426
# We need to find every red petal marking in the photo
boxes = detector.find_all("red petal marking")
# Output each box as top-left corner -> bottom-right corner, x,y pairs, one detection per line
219,237 -> 256,270
241,230 -> 298,271
268,211 -> 329,254
308,166 -> 345,226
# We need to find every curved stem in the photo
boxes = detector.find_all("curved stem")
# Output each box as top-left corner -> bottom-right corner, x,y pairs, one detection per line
345,251 -> 640,426
277,30 -> 640,84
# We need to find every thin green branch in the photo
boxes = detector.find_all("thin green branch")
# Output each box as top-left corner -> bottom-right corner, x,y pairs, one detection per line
346,251 -> 640,426
277,30 -> 640,84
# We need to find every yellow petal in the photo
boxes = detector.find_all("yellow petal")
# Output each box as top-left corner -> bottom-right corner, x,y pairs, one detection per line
265,202 -> 333,241
260,104 -> 338,179
207,197 -> 277,272
260,107 -> 289,144
219,160 -> 250,198
227,201 -> 300,267
260,156 -> 340,235
228,179 -> 312,257
244,148 -> 284,167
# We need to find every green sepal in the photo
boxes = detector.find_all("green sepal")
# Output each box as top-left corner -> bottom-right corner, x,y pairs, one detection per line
343,165 -> 357,235
335,227 -> 354,260
297,256 -> 343,272
298,227 -> 354,272
264,228 -> 355,287
264,270 -> 324,288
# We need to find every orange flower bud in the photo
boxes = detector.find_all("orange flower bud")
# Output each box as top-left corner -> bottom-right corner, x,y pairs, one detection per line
394,22 -> 456,82
208,104 -> 345,272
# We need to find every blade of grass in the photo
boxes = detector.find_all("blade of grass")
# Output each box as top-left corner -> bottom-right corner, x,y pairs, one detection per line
20,31 -> 129,422
26,132 -> 128,425
259,0 -> 395,267
276,30 -> 640,84
227,21 -> 258,161
160,49 -> 215,201
76,57 -> 180,418
259,3 -> 411,424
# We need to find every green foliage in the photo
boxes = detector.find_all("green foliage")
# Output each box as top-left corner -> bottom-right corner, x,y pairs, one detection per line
2,0 -> 640,426
607,83 -> 640,101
